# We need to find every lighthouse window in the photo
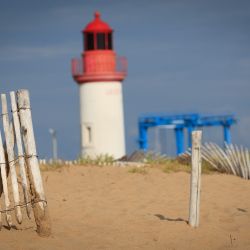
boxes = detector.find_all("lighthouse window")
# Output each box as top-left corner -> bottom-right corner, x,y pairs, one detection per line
108,33 -> 113,49
86,33 -> 94,50
86,126 -> 92,144
83,124 -> 93,146
97,33 -> 105,49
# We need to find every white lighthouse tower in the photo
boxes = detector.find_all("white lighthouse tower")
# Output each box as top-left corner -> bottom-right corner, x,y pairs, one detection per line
72,12 -> 127,159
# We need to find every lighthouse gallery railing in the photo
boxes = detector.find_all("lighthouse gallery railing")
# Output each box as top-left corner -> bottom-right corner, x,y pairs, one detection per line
71,56 -> 127,77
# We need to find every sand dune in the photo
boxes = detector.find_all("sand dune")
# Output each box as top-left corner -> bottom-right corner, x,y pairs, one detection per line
0,165 -> 249,250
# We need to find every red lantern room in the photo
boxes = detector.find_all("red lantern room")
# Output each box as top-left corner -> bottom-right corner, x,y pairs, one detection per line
72,12 -> 127,84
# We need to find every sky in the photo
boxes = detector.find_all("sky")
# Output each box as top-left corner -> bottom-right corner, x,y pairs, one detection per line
0,0 -> 249,159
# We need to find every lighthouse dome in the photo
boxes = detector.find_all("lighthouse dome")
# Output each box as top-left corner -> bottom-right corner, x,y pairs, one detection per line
83,12 -> 112,33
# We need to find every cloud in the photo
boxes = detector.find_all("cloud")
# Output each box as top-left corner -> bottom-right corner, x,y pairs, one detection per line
0,43 -> 79,61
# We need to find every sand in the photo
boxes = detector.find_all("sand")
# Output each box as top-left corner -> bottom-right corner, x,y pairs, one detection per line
0,165 -> 249,250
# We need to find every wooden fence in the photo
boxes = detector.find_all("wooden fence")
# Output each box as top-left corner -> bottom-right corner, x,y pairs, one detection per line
0,89 -> 51,236
179,142 -> 250,179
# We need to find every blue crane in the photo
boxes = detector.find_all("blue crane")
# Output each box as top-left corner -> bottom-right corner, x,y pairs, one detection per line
138,113 -> 237,155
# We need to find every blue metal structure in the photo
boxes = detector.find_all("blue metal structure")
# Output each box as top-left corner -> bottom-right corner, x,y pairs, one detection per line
138,113 -> 237,155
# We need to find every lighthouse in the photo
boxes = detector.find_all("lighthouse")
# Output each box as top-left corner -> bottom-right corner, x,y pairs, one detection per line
71,12 -> 127,159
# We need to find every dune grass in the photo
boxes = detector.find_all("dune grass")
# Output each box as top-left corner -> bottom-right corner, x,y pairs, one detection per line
128,167 -> 148,174
40,153 -> 217,175
127,157 -> 217,175
78,154 -> 114,166
40,162 -> 65,171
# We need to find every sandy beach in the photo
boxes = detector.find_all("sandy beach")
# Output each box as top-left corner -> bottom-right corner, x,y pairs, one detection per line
0,165 -> 249,250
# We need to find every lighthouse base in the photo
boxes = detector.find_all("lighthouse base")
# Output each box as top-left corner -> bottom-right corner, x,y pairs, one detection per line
79,81 -> 126,160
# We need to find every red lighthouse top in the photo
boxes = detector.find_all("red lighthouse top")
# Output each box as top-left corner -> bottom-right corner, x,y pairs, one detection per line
72,12 -> 127,84
83,12 -> 112,33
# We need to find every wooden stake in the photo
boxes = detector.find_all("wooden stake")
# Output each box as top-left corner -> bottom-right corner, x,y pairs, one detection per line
213,143 -> 236,175
201,145 -> 219,170
232,144 -> 244,177
245,148 -> 250,179
209,143 -> 234,174
225,144 -> 240,176
10,91 -> 32,218
189,130 -> 202,228
16,89 -> 51,237
0,131 -> 12,228
0,116 -> 15,227
240,146 -> 248,179
1,94 -> 22,224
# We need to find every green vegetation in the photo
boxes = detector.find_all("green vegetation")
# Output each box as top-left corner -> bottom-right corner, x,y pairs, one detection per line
128,167 -> 148,174
144,156 -> 217,174
161,159 -> 191,173
201,160 -> 219,174
78,154 -> 114,166
40,161 -> 65,171
39,152 -> 218,175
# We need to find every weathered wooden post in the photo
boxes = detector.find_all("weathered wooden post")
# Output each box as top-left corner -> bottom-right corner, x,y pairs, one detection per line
1,94 -> 23,224
16,89 -> 51,237
10,91 -> 32,218
189,130 -> 202,227
0,131 -> 12,228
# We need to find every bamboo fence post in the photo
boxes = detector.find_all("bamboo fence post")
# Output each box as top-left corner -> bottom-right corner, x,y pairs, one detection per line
1,94 -> 23,224
189,130 -> 202,228
16,89 -> 51,237
10,91 -> 32,218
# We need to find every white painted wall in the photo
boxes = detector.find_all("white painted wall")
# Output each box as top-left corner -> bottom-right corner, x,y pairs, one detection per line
79,81 -> 125,159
